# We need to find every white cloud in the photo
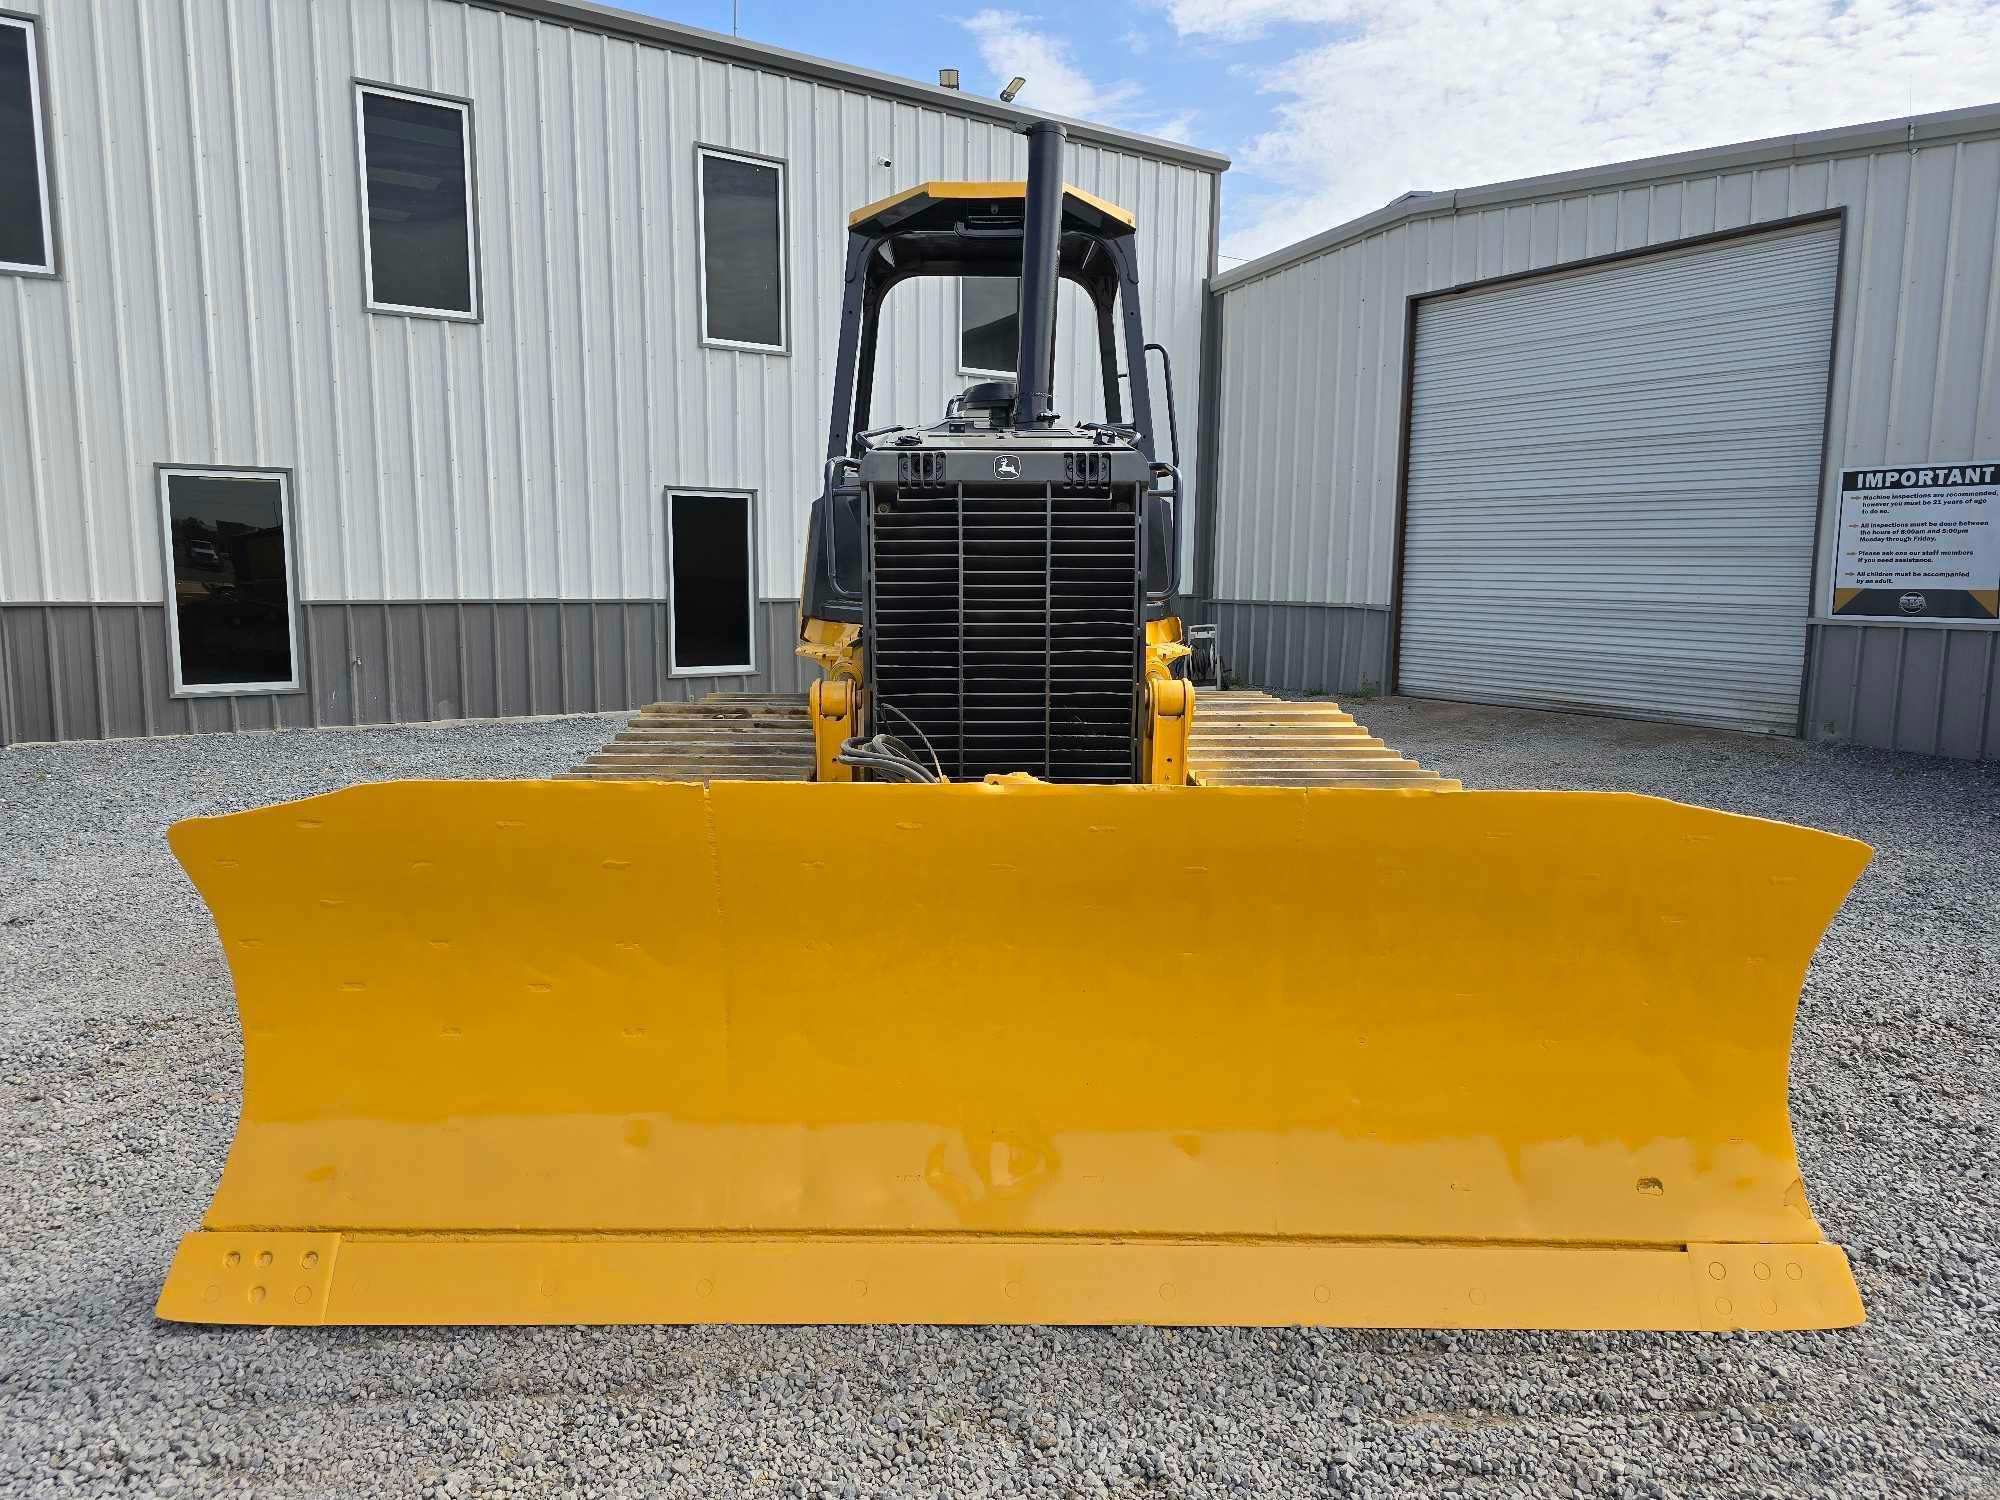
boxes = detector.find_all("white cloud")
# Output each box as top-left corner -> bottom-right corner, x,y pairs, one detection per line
1152,0 -> 1357,42
963,10 -> 1144,120
961,9 -> 1197,141
1191,0 -> 2000,262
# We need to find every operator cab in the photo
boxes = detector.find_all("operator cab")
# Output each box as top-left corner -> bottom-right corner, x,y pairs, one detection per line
798,133 -> 1184,783
801,176 -> 1181,626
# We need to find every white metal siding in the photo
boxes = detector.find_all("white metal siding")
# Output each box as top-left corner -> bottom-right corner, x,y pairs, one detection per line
1396,224 -> 1839,732
0,0 -> 1215,608
1208,122 -> 2000,619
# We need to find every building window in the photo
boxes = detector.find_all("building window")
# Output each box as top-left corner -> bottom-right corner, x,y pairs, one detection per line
354,83 -> 478,319
697,148 -> 785,351
159,468 -> 301,696
667,490 -> 756,675
0,14 -> 56,277
961,276 -> 1017,375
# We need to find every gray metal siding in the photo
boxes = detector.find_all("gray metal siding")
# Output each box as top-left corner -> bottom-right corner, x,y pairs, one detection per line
1181,607 -> 2000,760
0,0 -> 1214,612
2,604 -> 312,743
0,599 -> 816,745
1806,621 -> 1999,759
1208,109 -> 2000,758
1397,223 -> 1840,734
1201,602 -> 1391,697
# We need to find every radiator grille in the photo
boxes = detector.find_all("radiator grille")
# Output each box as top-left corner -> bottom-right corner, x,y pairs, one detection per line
869,484 -> 1142,783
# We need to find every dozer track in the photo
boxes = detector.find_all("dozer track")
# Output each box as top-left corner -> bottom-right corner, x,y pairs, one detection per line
570,688 -> 1452,788
564,693 -> 814,782
1187,690 -> 1455,789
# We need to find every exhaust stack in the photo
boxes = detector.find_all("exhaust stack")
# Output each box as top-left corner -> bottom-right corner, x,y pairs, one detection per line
1010,120 -> 1066,429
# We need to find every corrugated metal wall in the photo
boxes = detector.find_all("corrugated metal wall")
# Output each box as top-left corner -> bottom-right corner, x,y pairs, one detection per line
0,599 -> 820,743
1204,110 -> 1999,756
1805,621 -> 1999,759
0,0 -> 1215,741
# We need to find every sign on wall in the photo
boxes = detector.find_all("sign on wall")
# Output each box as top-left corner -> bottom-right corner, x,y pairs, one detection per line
1831,462 -> 1999,620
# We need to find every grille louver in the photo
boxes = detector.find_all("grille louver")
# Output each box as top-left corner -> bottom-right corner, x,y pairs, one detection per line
869,483 -> 1142,783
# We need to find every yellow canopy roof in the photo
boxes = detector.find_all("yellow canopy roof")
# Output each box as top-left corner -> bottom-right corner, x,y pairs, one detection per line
848,180 -> 1136,231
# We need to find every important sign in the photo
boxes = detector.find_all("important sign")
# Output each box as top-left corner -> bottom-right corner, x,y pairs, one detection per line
1832,462 -> 1999,619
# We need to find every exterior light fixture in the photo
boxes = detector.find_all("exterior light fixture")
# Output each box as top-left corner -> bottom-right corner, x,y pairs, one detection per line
1001,76 -> 1027,102
938,68 -> 960,89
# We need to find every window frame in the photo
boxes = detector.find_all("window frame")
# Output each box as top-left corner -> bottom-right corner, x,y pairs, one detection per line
352,80 -> 482,322
157,464 -> 304,699
958,274 -> 1018,379
665,487 -> 760,678
0,9 -> 59,279
694,144 -> 789,355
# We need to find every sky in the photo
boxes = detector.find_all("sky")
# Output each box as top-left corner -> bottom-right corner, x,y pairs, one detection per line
631,1 -> 2000,265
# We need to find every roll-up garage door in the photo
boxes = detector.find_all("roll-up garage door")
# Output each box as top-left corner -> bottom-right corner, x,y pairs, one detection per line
1396,222 -> 1839,733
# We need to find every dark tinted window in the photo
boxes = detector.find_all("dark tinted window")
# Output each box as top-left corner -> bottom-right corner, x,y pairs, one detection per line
670,493 -> 753,670
360,88 -> 475,315
962,276 -> 1017,373
165,474 -> 296,689
0,19 -> 51,273
699,153 -> 783,348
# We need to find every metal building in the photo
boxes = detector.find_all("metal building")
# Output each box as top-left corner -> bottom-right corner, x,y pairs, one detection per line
1202,105 -> 2000,759
0,0 -> 1223,745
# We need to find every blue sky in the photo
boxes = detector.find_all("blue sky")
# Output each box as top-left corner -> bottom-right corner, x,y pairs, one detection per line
629,2 -> 2000,264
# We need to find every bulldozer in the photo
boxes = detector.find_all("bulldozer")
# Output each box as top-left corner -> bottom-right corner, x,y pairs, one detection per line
156,122 -> 1869,1331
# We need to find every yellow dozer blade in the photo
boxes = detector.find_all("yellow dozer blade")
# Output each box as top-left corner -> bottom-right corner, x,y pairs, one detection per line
157,778 -> 1868,1330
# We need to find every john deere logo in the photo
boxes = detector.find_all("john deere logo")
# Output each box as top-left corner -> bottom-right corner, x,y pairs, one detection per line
1898,592 -> 1928,614
995,455 -> 1021,479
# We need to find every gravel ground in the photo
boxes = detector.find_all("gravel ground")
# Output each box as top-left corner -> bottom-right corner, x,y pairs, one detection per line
1,701 -> 1996,1500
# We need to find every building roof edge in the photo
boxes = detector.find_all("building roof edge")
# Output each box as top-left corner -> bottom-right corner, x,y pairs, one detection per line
1213,101 -> 2000,292
482,0 -> 1232,172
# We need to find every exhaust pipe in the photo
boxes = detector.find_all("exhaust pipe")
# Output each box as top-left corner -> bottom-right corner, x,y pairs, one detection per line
1010,120 -> 1065,429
